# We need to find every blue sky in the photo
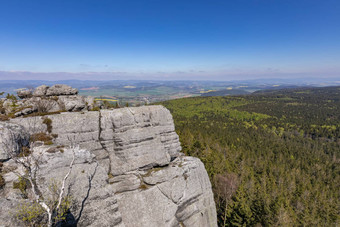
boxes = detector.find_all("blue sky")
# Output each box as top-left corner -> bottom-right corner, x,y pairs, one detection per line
0,0 -> 339,80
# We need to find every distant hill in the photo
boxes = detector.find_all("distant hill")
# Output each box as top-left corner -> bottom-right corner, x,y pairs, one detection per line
201,89 -> 250,96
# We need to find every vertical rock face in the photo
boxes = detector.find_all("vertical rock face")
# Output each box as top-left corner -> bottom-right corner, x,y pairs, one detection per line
2,105 -> 217,227
0,122 -> 29,161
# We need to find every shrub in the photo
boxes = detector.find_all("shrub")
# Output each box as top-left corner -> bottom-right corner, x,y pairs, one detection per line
43,117 -> 53,133
0,114 -> 9,121
0,162 -> 4,189
91,106 -> 100,111
139,183 -> 148,190
35,98 -> 54,113
0,174 -> 4,189
15,201 -> 45,226
30,132 -> 53,145
44,141 -> 54,145
6,93 -> 17,101
18,146 -> 32,157
13,176 -> 31,198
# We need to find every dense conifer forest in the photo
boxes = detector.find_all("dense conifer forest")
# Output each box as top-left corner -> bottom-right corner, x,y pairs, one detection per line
160,86 -> 340,226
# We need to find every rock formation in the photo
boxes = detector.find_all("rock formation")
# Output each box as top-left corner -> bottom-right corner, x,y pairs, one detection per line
0,105 -> 217,227
0,84 -> 98,118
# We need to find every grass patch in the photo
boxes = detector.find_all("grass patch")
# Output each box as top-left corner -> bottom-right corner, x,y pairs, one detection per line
42,117 -> 52,133
0,162 -> 4,189
139,183 -> 149,190
0,174 -> 4,189
18,146 -> 32,157
23,111 -> 63,118
13,176 -> 31,198
142,167 -> 162,177
30,132 -> 53,145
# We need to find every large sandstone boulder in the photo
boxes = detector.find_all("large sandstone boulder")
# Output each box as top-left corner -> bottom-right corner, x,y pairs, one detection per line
2,105 -> 217,227
33,85 -> 49,97
2,84 -> 94,117
0,122 -> 29,161
46,84 -> 78,96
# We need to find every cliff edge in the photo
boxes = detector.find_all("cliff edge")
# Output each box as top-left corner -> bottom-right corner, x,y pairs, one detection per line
0,105 -> 217,227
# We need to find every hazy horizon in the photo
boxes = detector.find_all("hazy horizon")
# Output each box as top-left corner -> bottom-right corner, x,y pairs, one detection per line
0,71 -> 339,82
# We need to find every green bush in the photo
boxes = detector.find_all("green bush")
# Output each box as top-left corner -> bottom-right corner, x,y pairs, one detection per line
15,201 -> 45,226
43,117 -> 53,133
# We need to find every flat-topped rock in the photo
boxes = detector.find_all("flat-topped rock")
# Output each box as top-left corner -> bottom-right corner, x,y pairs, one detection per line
45,84 -> 78,96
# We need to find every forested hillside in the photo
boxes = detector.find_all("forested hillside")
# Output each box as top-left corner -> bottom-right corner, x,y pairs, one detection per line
160,86 -> 340,226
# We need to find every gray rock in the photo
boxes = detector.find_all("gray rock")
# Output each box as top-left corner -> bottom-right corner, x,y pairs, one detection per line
0,122 -> 29,161
17,89 -> 32,99
84,96 -> 96,110
2,99 -> 16,114
0,146 -> 125,227
58,95 -> 86,111
10,115 -> 46,134
109,173 -> 141,193
3,105 -> 217,227
46,84 -> 78,96
25,97 -> 59,113
100,106 -> 182,175
14,107 -> 34,117
33,85 -> 49,97
116,157 -> 217,227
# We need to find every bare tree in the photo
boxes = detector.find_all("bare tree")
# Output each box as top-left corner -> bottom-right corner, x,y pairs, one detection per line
214,173 -> 239,226
1,128 -> 78,227
35,98 -> 55,113
10,145 -> 77,227
2,121 -> 101,227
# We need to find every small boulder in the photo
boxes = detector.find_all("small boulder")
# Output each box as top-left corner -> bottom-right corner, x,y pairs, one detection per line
17,89 -> 32,99
2,100 -> 16,114
14,107 -> 35,117
33,85 -> 49,97
46,84 -> 78,96
84,96 -> 96,110
58,95 -> 86,111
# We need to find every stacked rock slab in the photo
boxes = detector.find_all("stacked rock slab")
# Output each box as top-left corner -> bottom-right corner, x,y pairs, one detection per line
1,105 -> 217,227
2,84 -> 95,117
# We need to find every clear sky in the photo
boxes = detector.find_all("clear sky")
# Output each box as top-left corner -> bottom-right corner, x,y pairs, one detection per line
0,0 -> 339,80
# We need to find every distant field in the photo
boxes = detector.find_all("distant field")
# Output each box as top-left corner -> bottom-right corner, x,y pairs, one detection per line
2,79 -> 338,105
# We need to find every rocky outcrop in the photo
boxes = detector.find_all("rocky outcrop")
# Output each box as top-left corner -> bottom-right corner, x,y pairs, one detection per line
28,84 -> 78,98
0,105 -> 217,227
0,84 -> 97,117
33,85 -> 49,97
45,84 -> 78,96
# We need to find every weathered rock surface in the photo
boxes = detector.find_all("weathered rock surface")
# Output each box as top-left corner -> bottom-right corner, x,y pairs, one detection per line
1,105 -> 217,227
0,84 -> 97,117
45,84 -> 78,96
58,95 -> 86,111
33,85 -> 49,97
0,122 -> 29,161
